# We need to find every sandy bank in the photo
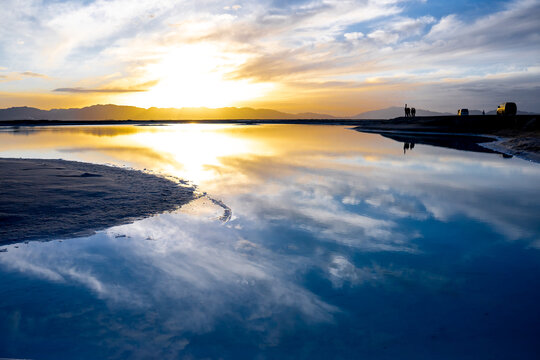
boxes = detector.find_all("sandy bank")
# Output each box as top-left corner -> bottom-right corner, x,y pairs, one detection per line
0,158 -> 196,243
480,133 -> 540,163
353,115 -> 540,163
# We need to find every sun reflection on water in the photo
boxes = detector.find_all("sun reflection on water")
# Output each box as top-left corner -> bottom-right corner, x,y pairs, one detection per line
125,124 -> 271,183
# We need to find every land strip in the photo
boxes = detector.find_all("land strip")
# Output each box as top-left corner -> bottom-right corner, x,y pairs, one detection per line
353,115 -> 540,163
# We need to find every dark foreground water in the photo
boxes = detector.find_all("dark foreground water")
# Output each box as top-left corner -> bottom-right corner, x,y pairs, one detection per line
0,125 -> 539,359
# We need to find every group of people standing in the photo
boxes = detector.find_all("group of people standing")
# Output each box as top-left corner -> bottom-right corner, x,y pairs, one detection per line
404,104 -> 416,117
403,142 -> 415,154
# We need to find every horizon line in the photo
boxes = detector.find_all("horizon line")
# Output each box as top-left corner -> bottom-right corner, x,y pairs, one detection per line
0,103 -> 476,116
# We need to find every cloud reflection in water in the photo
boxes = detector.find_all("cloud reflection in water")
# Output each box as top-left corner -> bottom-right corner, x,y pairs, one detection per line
0,124 -> 539,358
1,209 -> 340,353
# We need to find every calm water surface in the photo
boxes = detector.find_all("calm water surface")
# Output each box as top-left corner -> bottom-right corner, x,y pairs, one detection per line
0,125 -> 539,359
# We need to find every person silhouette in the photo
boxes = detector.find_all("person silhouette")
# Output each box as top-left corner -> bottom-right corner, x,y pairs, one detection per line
404,104 -> 409,117
411,108 -> 416,117
482,110 -> 485,115
403,142 -> 415,154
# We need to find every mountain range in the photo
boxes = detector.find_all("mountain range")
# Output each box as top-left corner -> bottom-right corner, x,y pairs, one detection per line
350,106 -> 452,119
0,104 -> 535,121
0,105 -> 337,121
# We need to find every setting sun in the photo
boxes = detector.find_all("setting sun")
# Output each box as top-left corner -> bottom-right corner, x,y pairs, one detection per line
118,44 -> 273,108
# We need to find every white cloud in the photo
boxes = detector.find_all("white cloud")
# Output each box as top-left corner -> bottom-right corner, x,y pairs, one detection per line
327,255 -> 377,288
390,15 -> 435,34
368,29 -> 400,44
344,32 -> 364,41
342,195 -> 361,205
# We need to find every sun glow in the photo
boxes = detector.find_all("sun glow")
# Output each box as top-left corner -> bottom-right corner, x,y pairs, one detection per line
121,44 -> 272,109
127,124 -> 270,183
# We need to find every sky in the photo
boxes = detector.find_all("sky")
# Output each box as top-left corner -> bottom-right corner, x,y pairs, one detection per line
0,0 -> 539,115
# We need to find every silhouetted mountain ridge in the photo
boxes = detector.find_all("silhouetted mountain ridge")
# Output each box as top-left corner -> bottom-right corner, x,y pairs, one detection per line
352,106 -> 452,119
1,105 -> 536,121
0,105 -> 337,120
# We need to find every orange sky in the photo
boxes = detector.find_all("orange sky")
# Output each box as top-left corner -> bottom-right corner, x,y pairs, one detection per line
1,0 -> 539,115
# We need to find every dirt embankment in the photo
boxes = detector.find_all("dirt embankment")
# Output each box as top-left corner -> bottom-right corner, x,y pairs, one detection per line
354,115 -> 540,162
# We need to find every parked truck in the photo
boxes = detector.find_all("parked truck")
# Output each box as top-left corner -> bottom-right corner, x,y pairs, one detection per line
496,102 -> 517,116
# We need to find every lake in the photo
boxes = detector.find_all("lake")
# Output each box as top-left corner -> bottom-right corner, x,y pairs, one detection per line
0,124 -> 539,359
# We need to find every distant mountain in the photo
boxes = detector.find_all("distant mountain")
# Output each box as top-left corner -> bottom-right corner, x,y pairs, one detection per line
1,104 -> 536,121
0,106 -> 50,120
468,110 -> 485,115
352,106 -> 452,119
0,105 -> 337,121
295,112 -> 337,119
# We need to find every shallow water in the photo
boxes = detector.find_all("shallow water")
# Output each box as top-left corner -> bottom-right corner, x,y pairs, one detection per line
0,124 -> 539,359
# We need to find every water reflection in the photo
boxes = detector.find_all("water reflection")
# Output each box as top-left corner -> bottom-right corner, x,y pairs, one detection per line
0,125 -> 538,245
375,131 -> 502,155
0,125 -> 539,358
0,211 -> 339,358
403,142 -> 415,154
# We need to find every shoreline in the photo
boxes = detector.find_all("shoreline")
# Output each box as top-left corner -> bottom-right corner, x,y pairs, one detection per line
355,128 -> 540,164
0,158 -> 196,244
1,116 -> 538,163
0,119 -> 369,126
352,115 -> 540,164
478,135 -> 540,163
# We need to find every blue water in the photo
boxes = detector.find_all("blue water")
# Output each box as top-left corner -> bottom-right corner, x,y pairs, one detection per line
0,125 -> 539,359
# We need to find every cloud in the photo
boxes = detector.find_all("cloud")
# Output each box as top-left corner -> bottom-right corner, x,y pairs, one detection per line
209,155 -> 417,251
20,71 -> 48,78
196,124 -> 540,244
423,1 -> 540,57
342,196 -> 361,205
0,210 -> 340,345
0,71 -> 50,83
364,15 -> 435,44
367,29 -> 400,44
344,32 -> 364,41
327,255 -> 380,288
226,0 -> 540,111
224,5 -> 242,11
53,87 -> 147,93
53,79 -> 159,93
389,15 -> 435,36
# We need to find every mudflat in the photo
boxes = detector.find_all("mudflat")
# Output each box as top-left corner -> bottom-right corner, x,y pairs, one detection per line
0,158 -> 195,243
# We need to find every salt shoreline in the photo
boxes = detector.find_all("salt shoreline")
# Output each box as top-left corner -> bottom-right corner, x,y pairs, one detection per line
352,115 -> 540,164
478,135 -> 540,163
354,128 -> 540,164
0,158 -> 196,243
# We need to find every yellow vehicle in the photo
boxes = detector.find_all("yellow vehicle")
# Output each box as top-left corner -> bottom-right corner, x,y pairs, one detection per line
497,102 -> 517,115
457,109 -> 469,116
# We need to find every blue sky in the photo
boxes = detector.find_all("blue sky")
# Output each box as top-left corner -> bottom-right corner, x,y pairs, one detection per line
0,0 -> 539,114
